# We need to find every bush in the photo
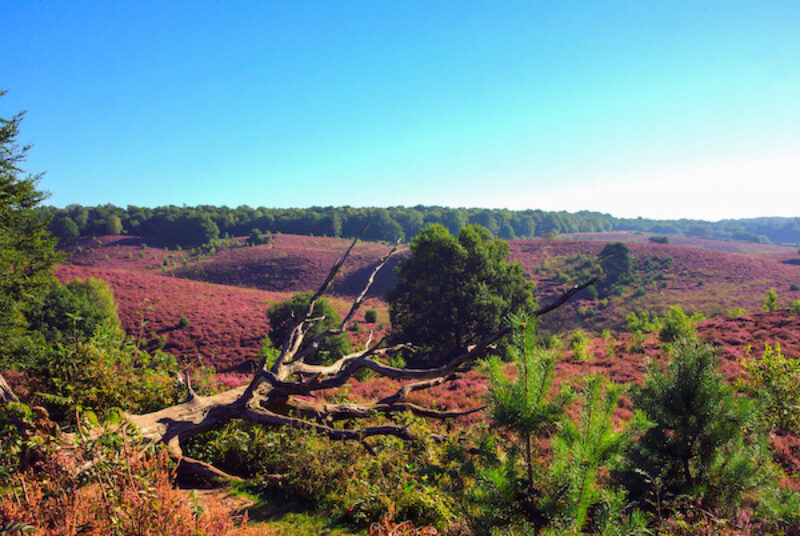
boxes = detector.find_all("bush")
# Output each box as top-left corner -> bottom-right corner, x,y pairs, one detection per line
790,283 -> 800,291
364,308 -> 378,323
471,319 -> 649,534
737,342 -> 800,434
177,315 -> 190,328
0,420 -> 270,535
620,339 -> 781,512
791,300 -> 800,314
24,278 -> 121,345
569,330 -> 590,360
648,235 -> 670,244
762,288 -> 780,312
21,324 -> 182,424
658,306 -> 702,343
185,422 -> 454,529
626,311 -> 660,334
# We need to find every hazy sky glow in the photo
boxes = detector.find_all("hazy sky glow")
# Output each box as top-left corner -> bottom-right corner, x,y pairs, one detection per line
2,1 -> 798,220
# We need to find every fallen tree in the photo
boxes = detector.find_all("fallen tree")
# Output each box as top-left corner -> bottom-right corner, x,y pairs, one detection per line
1,234 -> 596,482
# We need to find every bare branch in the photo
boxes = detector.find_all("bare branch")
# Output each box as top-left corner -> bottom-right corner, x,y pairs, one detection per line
242,407 -> 419,442
266,231 -> 364,374
279,397 -> 485,422
377,374 -> 460,405
532,277 -> 599,317
289,241 -> 399,365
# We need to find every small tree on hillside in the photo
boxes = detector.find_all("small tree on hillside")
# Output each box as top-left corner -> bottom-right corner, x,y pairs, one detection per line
598,242 -> 633,294
620,339 -> 779,510
388,224 -> 535,367
762,288 -> 780,312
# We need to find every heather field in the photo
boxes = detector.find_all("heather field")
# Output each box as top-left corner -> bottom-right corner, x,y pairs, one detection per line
56,233 -> 800,370
557,231 -> 799,255
54,263 -> 389,372
511,239 -> 800,332
170,234 -> 403,297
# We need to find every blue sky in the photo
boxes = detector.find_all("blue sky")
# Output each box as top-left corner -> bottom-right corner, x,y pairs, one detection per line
2,1 -> 798,220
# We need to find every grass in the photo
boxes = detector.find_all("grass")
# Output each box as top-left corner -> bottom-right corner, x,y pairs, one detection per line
231,488 -> 366,536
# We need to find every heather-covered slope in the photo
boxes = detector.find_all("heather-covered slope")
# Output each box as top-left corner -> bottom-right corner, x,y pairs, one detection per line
54,263 -> 389,372
56,233 -> 800,370
512,239 -> 800,333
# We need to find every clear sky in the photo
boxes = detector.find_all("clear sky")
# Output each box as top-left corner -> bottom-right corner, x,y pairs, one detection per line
2,1 -> 798,220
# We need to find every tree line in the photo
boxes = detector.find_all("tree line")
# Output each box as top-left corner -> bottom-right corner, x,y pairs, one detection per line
39,203 -> 800,248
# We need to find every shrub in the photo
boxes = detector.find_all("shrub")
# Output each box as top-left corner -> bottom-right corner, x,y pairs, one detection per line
546,376 -> 650,531
0,420 -> 271,535
737,342 -> 800,434
364,308 -> 378,323
185,422 -> 454,529
24,278 -> 121,344
21,324 -> 181,424
570,330 -> 589,360
762,288 -> 780,312
620,339 -> 781,511
626,311 -> 660,334
627,331 -> 647,353
177,315 -> 190,328
472,321 -> 649,534
725,307 -> 746,319
791,300 -> 800,314
658,306 -> 702,343
790,283 -> 800,291
648,235 -> 670,244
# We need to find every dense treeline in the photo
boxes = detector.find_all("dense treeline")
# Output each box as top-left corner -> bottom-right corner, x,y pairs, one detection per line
40,203 -> 800,247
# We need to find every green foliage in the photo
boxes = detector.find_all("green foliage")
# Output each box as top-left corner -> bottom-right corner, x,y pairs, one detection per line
569,330 -> 590,360
621,339 -> 779,510
364,308 -> 378,323
546,376 -> 651,531
177,315 -> 190,328
388,224 -> 535,367
598,242 -> 633,294
267,291 -> 352,365
737,342 -> 800,434
30,202 -> 800,246
0,93 -> 62,360
0,401 -> 47,482
789,283 -> 800,291
626,310 -> 660,334
104,213 -> 123,234
657,305 -> 702,343
648,235 -> 670,244
463,319 -> 649,534
49,215 -> 80,238
247,227 -> 273,246
725,307 -> 746,319
762,288 -> 780,312
21,323 -> 181,424
24,277 -> 121,345
484,315 -> 572,480
185,421 -> 454,529
791,300 -> 800,314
